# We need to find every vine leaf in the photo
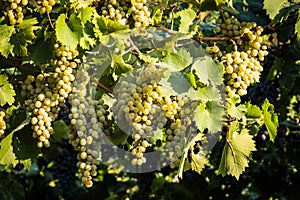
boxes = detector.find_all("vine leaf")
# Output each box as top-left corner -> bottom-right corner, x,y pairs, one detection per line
12,18 -> 38,57
0,24 -> 14,57
56,14 -> 79,49
263,0 -> 287,20
262,99 -> 278,142
94,16 -> 129,35
161,48 -> 193,71
195,87 -> 221,102
192,56 -> 224,87
0,133 -> 18,167
0,74 -> 16,106
227,98 -> 247,119
295,10 -> 300,37
219,129 -> 256,180
195,101 -> 224,133
177,8 -> 197,33
189,133 -> 209,175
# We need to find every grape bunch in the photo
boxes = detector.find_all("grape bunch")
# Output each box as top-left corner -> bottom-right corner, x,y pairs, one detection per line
22,74 -> 59,148
206,12 -> 268,99
131,0 -> 151,28
0,111 -> 7,137
2,0 -> 28,25
112,64 -> 167,166
68,69 -> 107,188
36,0 -> 56,14
21,43 -> 79,148
112,63 -> 196,167
98,0 -> 131,25
98,0 -> 157,28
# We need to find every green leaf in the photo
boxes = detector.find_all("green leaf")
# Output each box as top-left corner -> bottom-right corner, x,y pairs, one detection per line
296,10 -> 300,37
159,70 -> 195,97
78,7 -> 94,23
227,103 -> 247,120
195,101 -> 224,133
94,16 -> 129,35
263,0 -> 287,20
195,87 -> 221,102
185,71 -> 197,88
0,74 -> 16,106
262,99 -> 278,142
192,56 -> 224,86
0,173 -> 25,200
219,129 -> 256,180
10,18 -> 38,57
0,133 -> 18,167
189,133 -> 209,175
177,8 -> 197,33
246,103 -> 262,118
55,14 -> 79,49
161,48 -> 193,71
0,25 -> 14,57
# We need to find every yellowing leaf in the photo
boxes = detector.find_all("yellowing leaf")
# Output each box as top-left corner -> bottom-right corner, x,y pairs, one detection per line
263,0 -> 287,20
0,133 -> 18,167
262,99 -> 278,142
219,129 -> 256,180
0,74 -> 16,106
177,8 -> 197,33
190,133 -> 209,174
0,24 -> 14,57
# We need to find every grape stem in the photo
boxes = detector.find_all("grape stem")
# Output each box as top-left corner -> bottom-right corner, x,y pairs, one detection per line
128,38 -> 141,54
157,25 -> 245,41
197,33 -> 245,41
90,76 -> 113,94
47,12 -> 55,29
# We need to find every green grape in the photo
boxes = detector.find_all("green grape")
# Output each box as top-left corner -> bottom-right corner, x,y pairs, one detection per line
206,12 -> 268,99
3,0 -> 28,25
36,0 -> 56,14
68,70 -> 113,188
0,111 -> 7,137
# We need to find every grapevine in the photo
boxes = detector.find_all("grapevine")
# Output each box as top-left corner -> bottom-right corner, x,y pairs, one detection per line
0,0 -> 298,199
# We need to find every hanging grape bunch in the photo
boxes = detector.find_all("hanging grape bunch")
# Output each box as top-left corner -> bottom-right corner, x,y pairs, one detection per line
97,0 -> 161,28
2,0 -> 28,25
21,43 -> 79,148
0,111 -> 7,137
205,12 -> 268,99
36,0 -> 56,14
112,63 -> 197,167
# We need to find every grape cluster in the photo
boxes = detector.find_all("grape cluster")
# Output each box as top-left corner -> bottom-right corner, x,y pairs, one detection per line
98,0 -> 155,28
68,69 -> 106,188
0,111 -> 7,137
21,43 -> 79,148
22,74 -> 59,148
214,12 -> 243,37
98,0 -> 130,25
112,64 -> 196,167
206,12 -> 268,99
132,0 -> 151,28
163,98 -> 197,168
3,0 -> 28,25
112,64 -> 169,166
36,0 -> 56,14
